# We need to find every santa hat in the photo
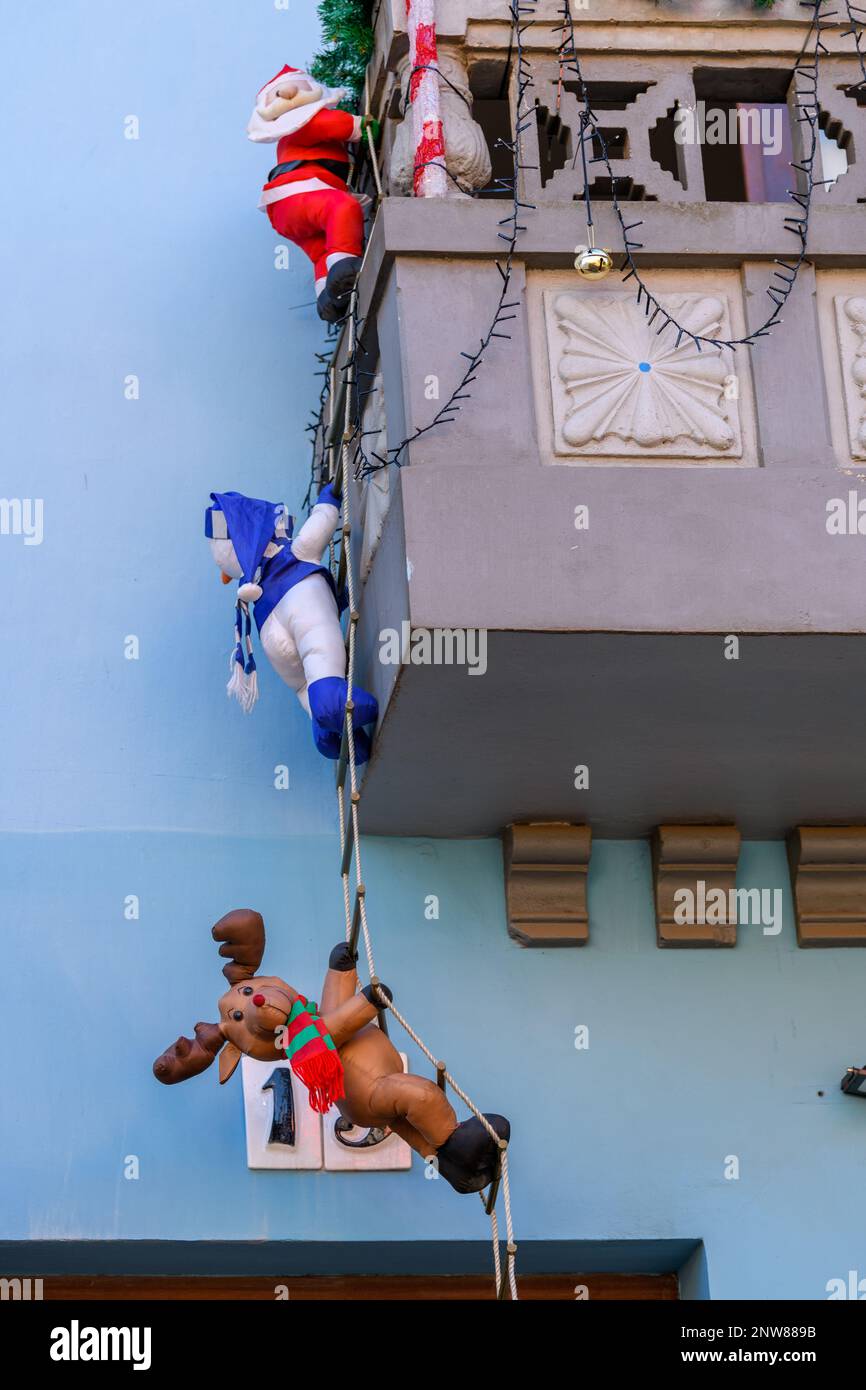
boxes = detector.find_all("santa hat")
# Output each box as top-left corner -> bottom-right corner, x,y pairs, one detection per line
256,64 -> 301,103
205,492 -> 292,712
247,64 -> 349,144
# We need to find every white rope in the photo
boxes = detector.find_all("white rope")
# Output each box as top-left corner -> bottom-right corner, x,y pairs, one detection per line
337,782 -> 353,942
363,69 -> 384,199
327,289 -> 518,1298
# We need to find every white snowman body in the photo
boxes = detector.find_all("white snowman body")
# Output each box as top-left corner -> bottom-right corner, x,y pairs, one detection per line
209,494 -> 346,713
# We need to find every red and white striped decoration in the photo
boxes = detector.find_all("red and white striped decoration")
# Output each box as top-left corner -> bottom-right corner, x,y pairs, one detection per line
406,0 -> 447,197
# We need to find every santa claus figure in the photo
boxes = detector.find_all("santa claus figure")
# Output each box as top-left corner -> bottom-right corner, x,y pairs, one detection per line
248,65 -> 379,323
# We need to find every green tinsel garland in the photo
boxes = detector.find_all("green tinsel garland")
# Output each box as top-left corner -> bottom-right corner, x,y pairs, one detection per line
311,0 -> 780,106
311,0 -> 778,106
310,0 -> 375,107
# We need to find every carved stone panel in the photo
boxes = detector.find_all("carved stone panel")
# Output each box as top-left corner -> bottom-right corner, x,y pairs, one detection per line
544,290 -> 742,460
523,56 -> 705,206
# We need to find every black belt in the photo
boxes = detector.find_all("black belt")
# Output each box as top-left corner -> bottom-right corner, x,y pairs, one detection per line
267,158 -> 350,183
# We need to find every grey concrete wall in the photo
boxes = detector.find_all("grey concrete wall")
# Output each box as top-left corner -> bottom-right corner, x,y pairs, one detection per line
372,199 -> 866,268
743,263 -> 836,471
398,461 -> 866,634
394,257 -> 536,471
359,633 -> 866,836
357,223 -> 864,637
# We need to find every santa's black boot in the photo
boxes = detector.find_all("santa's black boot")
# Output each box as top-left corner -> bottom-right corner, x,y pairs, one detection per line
435,1114 -> 510,1194
316,256 -> 363,323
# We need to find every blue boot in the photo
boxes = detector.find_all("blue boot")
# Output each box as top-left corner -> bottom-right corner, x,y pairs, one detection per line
311,720 -> 342,761
308,677 -> 377,732
308,678 -> 378,762
311,719 -> 373,764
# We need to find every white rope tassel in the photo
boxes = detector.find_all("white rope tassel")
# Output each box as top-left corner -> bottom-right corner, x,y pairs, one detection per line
225,607 -> 260,713
243,667 -> 259,713
226,659 -> 259,713
226,652 -> 246,706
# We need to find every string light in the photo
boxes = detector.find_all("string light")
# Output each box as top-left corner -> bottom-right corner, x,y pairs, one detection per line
305,0 -> 539,497
557,0 -> 835,352
305,0 -> 850,504
841,0 -> 866,89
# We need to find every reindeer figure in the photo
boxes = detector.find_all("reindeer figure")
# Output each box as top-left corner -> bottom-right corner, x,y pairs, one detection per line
153,909 -> 510,1194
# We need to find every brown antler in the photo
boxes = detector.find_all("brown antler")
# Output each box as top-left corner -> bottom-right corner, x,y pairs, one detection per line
212,908 -> 265,984
153,1021 -> 224,1086
152,910 -> 266,1086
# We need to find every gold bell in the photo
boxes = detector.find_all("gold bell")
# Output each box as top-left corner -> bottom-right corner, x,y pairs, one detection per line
574,245 -> 614,280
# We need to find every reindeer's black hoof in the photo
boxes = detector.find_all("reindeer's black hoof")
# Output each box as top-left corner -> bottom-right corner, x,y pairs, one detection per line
436,1114 -> 510,1194
329,942 -> 358,972
362,980 -> 392,1007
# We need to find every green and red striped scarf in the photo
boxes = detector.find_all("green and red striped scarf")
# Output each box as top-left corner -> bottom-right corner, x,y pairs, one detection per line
283,995 -> 345,1113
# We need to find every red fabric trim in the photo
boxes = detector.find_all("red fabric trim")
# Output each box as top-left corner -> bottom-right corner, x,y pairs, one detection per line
410,24 -> 439,103
415,23 -> 438,66
414,120 -> 445,195
293,1050 -> 345,1114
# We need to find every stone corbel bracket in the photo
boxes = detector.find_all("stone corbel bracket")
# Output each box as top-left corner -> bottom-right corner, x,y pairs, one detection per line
503,822 -> 591,947
652,825 -> 741,948
788,827 -> 866,947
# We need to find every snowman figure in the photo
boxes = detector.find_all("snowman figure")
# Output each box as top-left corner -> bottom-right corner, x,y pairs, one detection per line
205,484 -> 378,762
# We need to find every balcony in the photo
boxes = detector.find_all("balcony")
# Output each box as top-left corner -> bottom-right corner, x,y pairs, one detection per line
316,1 -> 866,839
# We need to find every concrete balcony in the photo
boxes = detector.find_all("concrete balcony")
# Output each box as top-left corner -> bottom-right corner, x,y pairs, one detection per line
328,0 -> 866,839
328,194 -> 866,839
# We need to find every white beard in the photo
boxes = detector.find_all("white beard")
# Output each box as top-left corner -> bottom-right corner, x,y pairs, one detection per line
247,75 -> 349,145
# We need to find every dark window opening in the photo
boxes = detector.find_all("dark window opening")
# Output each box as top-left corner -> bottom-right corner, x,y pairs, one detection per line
562,80 -> 655,111
469,59 -> 516,199
576,177 -> 657,202
842,79 -> 866,107
592,126 -> 628,160
692,67 -> 794,202
535,102 -> 573,186
649,105 -> 688,189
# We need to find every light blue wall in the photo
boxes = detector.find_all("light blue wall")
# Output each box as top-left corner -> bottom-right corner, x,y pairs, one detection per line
4,831 -> 866,1299
0,0 -> 334,836
2,2 -> 866,1302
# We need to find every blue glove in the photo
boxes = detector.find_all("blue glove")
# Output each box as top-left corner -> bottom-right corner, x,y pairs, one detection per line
317,481 -> 342,510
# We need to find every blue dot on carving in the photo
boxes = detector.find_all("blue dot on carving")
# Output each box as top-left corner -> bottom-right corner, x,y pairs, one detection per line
638,361 -> 652,372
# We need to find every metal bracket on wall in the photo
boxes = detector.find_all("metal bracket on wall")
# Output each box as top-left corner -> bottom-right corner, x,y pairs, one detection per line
502,822 -> 592,947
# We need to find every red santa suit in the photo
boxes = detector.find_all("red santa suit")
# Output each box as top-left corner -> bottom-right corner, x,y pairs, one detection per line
248,67 -> 366,302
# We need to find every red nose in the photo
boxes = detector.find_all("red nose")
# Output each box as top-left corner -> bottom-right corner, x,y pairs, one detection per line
252,993 -> 266,1007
